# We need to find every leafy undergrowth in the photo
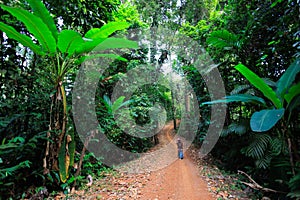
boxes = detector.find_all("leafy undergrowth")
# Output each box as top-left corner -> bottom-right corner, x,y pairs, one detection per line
187,146 -> 258,200
48,171 -> 151,199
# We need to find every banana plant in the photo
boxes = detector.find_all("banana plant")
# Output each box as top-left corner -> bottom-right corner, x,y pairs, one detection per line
0,0 -> 138,183
202,58 -> 300,132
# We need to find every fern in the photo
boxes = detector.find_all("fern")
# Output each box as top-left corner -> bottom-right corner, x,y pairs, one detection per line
270,137 -> 288,156
221,121 -> 248,137
242,133 -> 271,159
0,160 -> 31,179
241,134 -> 288,169
287,172 -> 300,198
254,150 -> 273,169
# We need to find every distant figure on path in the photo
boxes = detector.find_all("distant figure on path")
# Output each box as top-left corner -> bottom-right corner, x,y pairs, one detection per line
176,138 -> 183,159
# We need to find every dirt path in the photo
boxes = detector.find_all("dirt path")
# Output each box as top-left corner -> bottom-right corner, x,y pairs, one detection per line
140,155 -> 214,200
140,121 -> 214,200
66,121 -> 215,199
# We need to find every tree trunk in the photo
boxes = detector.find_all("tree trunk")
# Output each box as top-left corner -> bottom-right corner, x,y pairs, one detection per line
43,82 -> 74,183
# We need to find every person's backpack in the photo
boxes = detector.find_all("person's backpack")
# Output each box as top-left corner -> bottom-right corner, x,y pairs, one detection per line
179,151 -> 183,159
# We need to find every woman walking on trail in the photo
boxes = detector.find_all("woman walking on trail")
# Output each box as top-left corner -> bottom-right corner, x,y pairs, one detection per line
177,138 -> 183,159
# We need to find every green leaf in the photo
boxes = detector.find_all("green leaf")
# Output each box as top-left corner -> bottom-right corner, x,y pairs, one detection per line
230,84 -> 251,95
270,0 -> 283,8
287,95 -> 300,113
111,96 -> 126,113
84,22 -> 130,39
68,128 -> 75,167
75,37 -> 138,55
0,143 -> 18,150
93,37 -> 139,51
250,108 -> 285,132
103,95 -> 112,113
58,138 -> 67,183
58,30 -> 84,56
1,5 -> 56,53
0,22 -> 44,55
111,96 -> 133,113
202,94 -> 266,105
276,58 -> 300,98
74,38 -> 106,54
262,78 -> 277,88
26,0 -> 58,40
75,53 -> 127,65
235,64 -> 282,108
284,82 -> 300,104
207,30 -> 239,50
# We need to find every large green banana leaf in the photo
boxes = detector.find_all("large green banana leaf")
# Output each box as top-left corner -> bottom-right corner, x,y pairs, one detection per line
92,37 -> 139,51
284,82 -> 300,104
58,30 -> 84,57
84,22 -> 130,39
276,58 -> 300,98
26,0 -> 58,40
250,108 -> 285,132
1,5 -> 56,54
0,22 -> 43,55
235,64 -> 282,109
201,94 -> 266,105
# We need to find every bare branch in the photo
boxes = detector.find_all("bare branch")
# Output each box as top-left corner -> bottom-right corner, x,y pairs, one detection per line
238,170 -> 285,193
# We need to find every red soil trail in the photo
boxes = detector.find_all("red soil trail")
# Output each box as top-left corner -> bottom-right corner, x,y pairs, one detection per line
139,121 -> 214,200
67,121 -> 215,200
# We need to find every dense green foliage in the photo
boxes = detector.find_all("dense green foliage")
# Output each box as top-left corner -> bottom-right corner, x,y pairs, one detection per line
200,0 -> 300,198
0,0 -> 299,199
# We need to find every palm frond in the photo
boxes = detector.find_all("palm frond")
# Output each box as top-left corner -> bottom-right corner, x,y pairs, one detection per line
288,171 -> 300,198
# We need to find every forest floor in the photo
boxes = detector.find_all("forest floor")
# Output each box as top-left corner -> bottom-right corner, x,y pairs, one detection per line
59,121 -> 255,200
